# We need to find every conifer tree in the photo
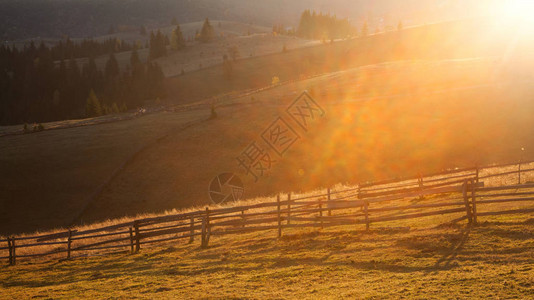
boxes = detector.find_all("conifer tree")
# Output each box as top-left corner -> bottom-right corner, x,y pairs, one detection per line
105,53 -> 119,78
199,18 -> 215,43
170,25 -> 186,50
111,102 -> 120,113
86,89 -> 102,117
130,49 -> 141,66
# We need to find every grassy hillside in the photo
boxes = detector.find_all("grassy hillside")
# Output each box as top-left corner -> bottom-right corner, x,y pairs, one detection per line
65,20 -> 317,78
1,212 -> 533,299
0,110 -> 208,234
80,57 -> 534,223
1,18 -> 534,234
166,18 -> 524,103
2,56 -> 533,234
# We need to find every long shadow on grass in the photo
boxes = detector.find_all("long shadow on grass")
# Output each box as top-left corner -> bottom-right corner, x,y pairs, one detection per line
4,221 -> 534,288
432,225 -> 471,271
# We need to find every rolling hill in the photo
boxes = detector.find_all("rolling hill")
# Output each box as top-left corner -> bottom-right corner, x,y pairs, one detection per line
1,18 -> 534,235
1,0 -> 490,40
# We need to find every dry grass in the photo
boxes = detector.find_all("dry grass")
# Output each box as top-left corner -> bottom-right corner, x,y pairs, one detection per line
0,110 -> 208,234
2,56 -> 534,236
1,212 -> 533,299
1,161 -> 532,263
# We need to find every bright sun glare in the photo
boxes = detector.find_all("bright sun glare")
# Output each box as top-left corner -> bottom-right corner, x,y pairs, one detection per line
498,0 -> 534,27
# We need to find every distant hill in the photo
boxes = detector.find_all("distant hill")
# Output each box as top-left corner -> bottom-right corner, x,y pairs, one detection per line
1,0 -> 492,40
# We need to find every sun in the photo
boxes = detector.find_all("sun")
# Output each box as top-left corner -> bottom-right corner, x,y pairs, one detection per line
498,0 -> 534,26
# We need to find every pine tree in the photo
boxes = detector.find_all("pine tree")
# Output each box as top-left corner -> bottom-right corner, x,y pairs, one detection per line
297,10 -> 312,38
199,18 -> 215,43
130,49 -> 141,66
105,53 -> 119,78
156,30 -> 167,57
296,10 -> 354,40
149,30 -> 167,58
86,89 -> 102,117
112,102 -> 120,113
170,25 -> 186,50
149,31 -> 156,58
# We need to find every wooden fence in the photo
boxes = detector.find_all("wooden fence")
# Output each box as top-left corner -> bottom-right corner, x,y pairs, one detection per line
2,160 -> 534,266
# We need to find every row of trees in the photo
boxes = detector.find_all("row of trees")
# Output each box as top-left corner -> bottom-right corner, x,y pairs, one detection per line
48,38 -> 136,60
148,24 -> 188,59
150,18 -> 214,59
1,18 -> 222,124
297,10 -> 356,40
0,43 -> 165,125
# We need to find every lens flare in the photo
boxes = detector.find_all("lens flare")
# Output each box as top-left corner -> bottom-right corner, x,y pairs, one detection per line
497,0 -> 534,29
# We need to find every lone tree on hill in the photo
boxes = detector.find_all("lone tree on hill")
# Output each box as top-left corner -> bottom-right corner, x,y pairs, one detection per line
199,18 -> 215,42
171,24 -> 186,50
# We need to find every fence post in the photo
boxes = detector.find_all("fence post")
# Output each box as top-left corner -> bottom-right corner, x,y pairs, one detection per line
11,237 -> 16,266
134,221 -> 141,252
327,188 -> 332,217
470,179 -> 478,225
475,166 -> 479,183
357,184 -> 362,211
518,161 -> 522,185
189,217 -> 195,243
205,207 -> 211,246
462,180 -> 473,224
201,216 -> 207,248
129,227 -> 134,253
67,230 -> 73,259
7,237 -> 12,266
318,195 -> 323,229
364,201 -> 370,231
277,194 -> 282,238
418,174 -> 424,200
287,193 -> 291,225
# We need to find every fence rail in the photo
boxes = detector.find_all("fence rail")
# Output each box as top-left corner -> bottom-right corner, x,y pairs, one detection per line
2,160 -> 534,266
